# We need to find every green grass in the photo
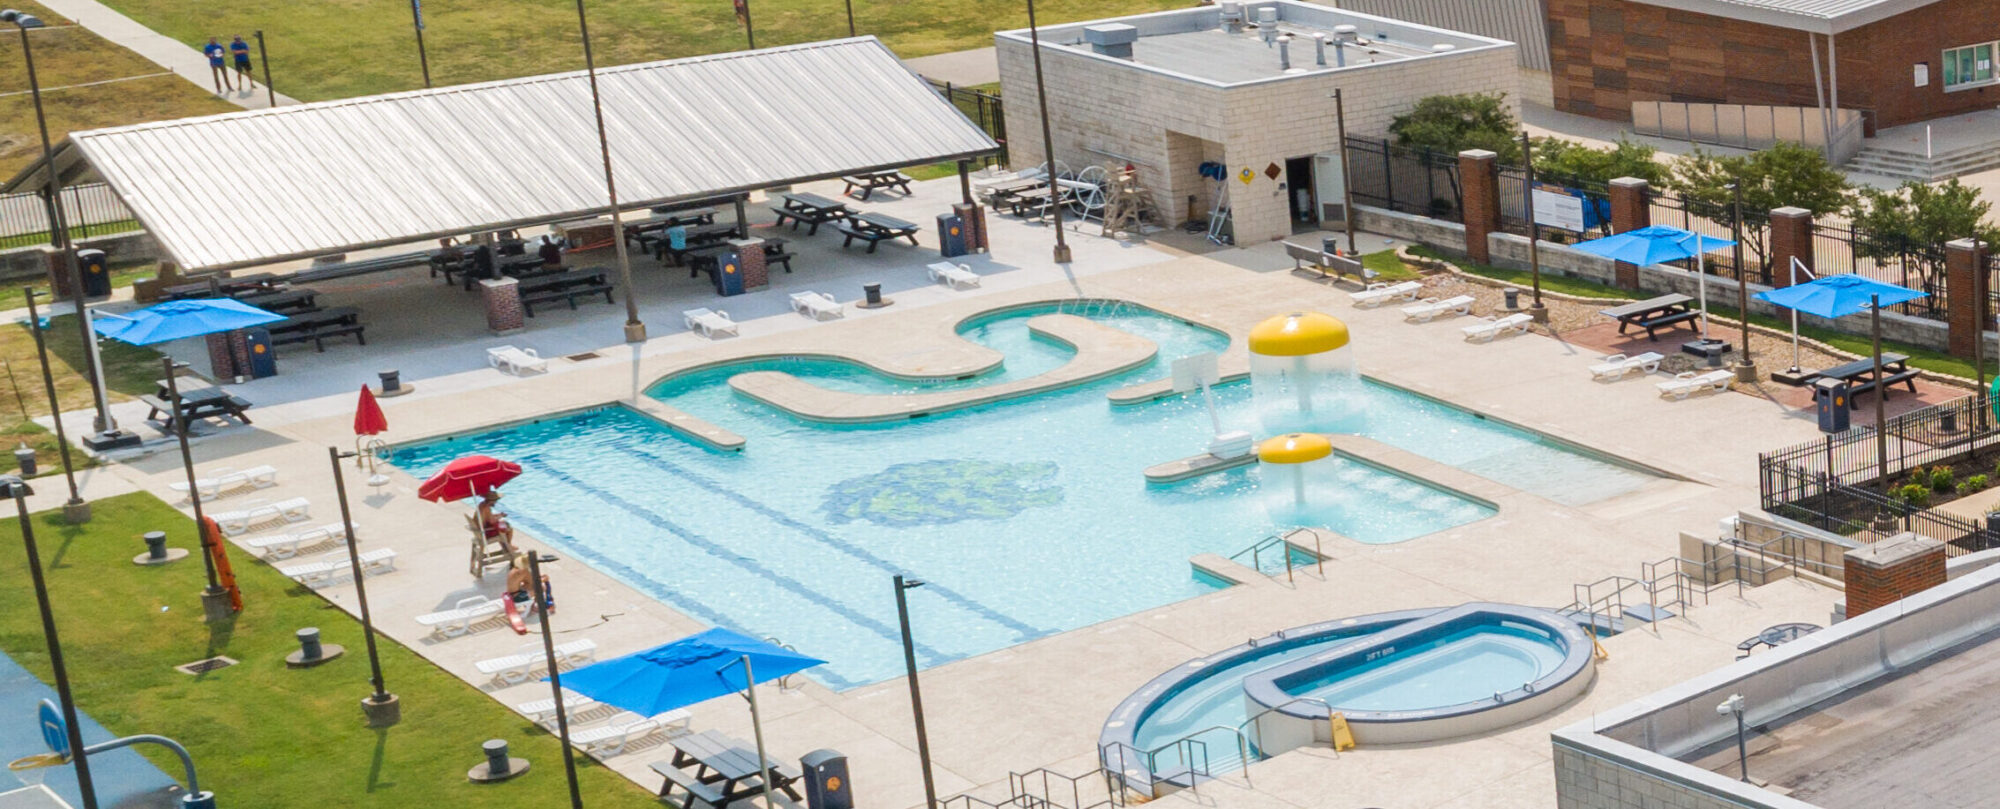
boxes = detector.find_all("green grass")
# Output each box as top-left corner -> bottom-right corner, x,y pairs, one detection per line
0,220 -> 143,251
0,419 -> 97,477
1360,249 -> 1419,282
1407,244 -> 1630,300
101,0 -> 1186,102
0,311 -> 162,421
0,492 -> 661,808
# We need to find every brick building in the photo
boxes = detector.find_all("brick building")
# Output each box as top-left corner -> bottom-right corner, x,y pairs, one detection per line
1548,0 -> 1999,133
995,1 -> 1516,245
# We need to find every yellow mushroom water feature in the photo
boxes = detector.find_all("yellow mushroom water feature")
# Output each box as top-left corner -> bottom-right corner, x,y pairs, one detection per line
1257,432 -> 1333,523
1248,311 -> 1359,434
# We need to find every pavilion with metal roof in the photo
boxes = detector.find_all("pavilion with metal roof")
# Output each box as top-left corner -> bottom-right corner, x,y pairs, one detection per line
9,37 -> 998,271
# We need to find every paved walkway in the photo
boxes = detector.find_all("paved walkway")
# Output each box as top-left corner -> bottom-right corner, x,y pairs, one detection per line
903,47 -> 997,86
35,0 -> 299,110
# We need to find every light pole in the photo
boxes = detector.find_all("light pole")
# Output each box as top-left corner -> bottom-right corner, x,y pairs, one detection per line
1024,0 -> 1071,264
409,0 -> 432,88
1520,131 -> 1546,322
4,474 -> 98,809
327,447 -> 399,726
1730,182 -> 1755,382
528,553 -> 585,809
573,0 -> 646,344
2,9 -> 118,449
161,359 -> 231,623
253,30 -> 275,107
893,575 -> 939,809
1332,89 -> 1356,256
22,288 -> 86,523
843,0 -> 855,37
1716,694 -> 1749,782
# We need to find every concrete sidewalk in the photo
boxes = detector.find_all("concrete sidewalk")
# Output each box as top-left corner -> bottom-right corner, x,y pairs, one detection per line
36,0 -> 300,110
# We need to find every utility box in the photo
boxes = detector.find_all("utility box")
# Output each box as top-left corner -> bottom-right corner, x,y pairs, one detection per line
76,248 -> 111,298
1814,377 -> 1850,433
799,749 -> 851,809
937,214 -> 967,257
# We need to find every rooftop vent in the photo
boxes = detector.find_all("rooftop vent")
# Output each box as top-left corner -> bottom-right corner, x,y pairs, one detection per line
1256,6 -> 1278,43
1276,34 -> 1292,70
1084,23 -> 1137,59
1220,1 -> 1244,33
1331,24 -> 1359,66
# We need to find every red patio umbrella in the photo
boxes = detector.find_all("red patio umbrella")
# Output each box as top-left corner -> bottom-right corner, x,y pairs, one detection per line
354,384 -> 387,437
417,455 -> 523,502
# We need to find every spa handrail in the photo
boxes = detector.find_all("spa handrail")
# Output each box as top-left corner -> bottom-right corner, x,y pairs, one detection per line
1233,696 -> 1336,786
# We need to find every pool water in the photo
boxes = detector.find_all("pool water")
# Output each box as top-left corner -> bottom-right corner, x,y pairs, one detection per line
1286,623 -> 1569,712
392,302 -> 1645,688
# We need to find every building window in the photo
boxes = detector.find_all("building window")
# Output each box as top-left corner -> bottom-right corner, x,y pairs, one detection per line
1943,43 -> 1995,89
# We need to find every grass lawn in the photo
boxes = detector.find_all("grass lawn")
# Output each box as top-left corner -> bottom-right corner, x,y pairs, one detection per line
0,2 -> 235,177
0,492 -> 661,808
1360,249 -> 1419,282
99,0 -> 1184,102
0,311 -> 161,428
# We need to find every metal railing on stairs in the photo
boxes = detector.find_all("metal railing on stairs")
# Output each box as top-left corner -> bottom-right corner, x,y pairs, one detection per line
1228,529 -> 1323,585
940,766 -> 1126,809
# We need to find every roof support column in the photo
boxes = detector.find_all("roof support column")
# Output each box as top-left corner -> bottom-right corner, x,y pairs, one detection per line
1808,31 -> 1832,161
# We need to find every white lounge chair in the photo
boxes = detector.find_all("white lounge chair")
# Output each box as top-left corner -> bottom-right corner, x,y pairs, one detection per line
1349,281 -> 1423,308
1589,352 -> 1665,381
487,345 -> 549,375
788,291 -> 844,321
476,639 -> 598,685
927,262 -> 981,289
1657,370 -> 1734,400
416,597 -> 504,639
276,548 -> 397,586
517,690 -> 599,726
212,497 -> 311,536
568,710 -> 692,756
1461,313 -> 1534,342
1401,295 -> 1476,323
683,308 -> 738,338
168,464 -> 279,502
244,522 -> 353,559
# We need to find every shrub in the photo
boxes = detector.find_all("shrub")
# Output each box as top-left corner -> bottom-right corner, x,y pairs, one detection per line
1932,466 -> 1957,491
1908,465 -> 1927,487
1896,483 -> 1932,507
1960,475 -> 1990,496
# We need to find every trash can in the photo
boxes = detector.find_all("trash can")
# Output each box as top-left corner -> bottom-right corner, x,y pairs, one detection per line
799,749 -> 851,809
244,328 -> 278,379
1814,378 -> 1850,433
713,249 -> 745,296
937,214 -> 967,258
76,248 -> 111,298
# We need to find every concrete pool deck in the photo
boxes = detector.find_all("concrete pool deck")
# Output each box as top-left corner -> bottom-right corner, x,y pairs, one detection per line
41,178 -> 1847,809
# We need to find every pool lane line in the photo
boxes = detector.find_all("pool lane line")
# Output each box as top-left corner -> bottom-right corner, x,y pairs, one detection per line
616,443 -> 1049,640
503,511 -> 867,691
523,458 -> 951,663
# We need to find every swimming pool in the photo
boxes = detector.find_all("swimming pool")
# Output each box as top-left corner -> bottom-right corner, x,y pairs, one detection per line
392,302 -> 1644,687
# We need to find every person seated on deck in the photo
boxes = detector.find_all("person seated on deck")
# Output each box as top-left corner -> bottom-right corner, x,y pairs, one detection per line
506,552 -> 555,614
477,490 -> 516,555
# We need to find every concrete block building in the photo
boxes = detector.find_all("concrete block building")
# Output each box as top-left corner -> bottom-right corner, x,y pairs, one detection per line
994,1 -> 1517,245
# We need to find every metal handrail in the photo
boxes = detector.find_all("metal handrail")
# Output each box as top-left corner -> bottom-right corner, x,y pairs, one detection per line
763,636 -> 801,691
1234,695 -> 1336,786
1229,529 -> 1322,585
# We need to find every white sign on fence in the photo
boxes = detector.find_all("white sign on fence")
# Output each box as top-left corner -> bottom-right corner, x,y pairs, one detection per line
1532,185 -> 1587,232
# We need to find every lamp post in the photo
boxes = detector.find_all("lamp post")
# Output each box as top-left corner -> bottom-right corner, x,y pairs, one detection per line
2,9 -> 118,449
1716,694 -> 1749,782
1332,89 -> 1356,256
4,474 -> 98,809
843,0 -> 855,37
573,0 -> 646,344
408,0 -> 432,88
22,288 -> 86,523
529,553 -> 585,809
1730,182 -> 1756,382
161,359 -> 231,623
1024,0 -> 1071,264
1520,131 -> 1546,322
893,575 -> 939,809
327,447 -> 399,726
253,30 -> 275,108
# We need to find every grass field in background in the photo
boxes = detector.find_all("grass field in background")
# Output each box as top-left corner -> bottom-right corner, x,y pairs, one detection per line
99,0 -> 1181,102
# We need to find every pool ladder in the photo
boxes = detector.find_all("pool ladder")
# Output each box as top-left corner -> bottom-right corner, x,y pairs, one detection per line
1105,696 -> 1336,794
763,636 -> 802,692
1229,529 -> 1324,585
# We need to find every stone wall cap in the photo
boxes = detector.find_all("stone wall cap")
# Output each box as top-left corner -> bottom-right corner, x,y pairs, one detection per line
1458,149 -> 1498,160
1770,206 -> 1812,217
1845,532 -> 1945,569
1945,238 -> 1987,251
1609,177 -> 1651,189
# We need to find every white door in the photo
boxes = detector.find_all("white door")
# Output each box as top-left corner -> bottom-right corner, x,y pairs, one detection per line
1314,153 -> 1347,226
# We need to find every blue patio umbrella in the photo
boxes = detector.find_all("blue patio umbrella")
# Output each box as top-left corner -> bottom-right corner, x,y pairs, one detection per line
1574,226 -> 1736,340
92,298 -> 285,346
556,628 -> 825,808
1754,274 -> 1927,373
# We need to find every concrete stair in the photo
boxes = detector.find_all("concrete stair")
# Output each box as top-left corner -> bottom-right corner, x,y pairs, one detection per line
1846,140 -> 2000,183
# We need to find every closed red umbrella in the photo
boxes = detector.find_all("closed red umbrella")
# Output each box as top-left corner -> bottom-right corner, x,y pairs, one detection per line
354,385 -> 387,436
417,455 -> 523,502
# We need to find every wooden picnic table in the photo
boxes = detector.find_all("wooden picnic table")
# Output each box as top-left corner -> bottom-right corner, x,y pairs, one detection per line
654,225 -> 741,265
519,268 -> 614,317
1818,352 -> 1917,406
980,176 -> 1046,204
835,211 -> 920,253
771,193 -> 850,235
235,288 -> 319,314
142,384 -> 252,428
842,169 -> 914,200
268,306 -> 364,352
1599,293 -> 1698,341
652,730 -> 802,809
161,272 -> 284,301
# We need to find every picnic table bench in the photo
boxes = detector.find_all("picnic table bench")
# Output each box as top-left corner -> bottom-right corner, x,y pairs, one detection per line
268,306 -> 365,352
771,192 -> 850,235
1819,352 -> 1917,406
652,730 -> 802,809
519,269 -> 614,317
160,272 -> 284,302
654,225 -> 742,265
624,209 -> 720,248
1600,293 -> 1699,340
835,212 -> 921,253
842,170 -> 914,200
142,385 -> 253,427
979,177 -> 1046,206
235,288 -> 319,314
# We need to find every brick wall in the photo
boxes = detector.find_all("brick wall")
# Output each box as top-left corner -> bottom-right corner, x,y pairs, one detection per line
1547,0 -> 2000,129
1844,534 -> 1948,617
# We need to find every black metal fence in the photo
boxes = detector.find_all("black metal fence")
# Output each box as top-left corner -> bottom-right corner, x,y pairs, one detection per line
927,80 -> 1006,167
1806,219 -> 1951,321
1344,135 -> 1462,222
0,182 -> 139,245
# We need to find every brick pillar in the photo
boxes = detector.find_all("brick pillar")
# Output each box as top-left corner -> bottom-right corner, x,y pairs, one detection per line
731,238 -> 768,291
1458,150 -> 1499,265
1767,207 -> 1815,288
1946,238 -> 1989,359
953,203 -> 990,252
1843,533 -> 1947,618
43,247 -> 74,301
480,277 -> 525,335
1608,177 -> 1651,290
205,332 -> 237,381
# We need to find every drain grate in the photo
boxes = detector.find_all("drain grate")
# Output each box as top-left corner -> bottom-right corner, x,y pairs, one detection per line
174,656 -> 239,675
565,351 -> 602,362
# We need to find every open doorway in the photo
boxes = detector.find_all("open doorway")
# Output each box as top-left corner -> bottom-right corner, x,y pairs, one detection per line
1284,156 -> 1315,232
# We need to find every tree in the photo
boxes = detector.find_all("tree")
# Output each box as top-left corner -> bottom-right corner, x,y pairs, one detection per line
1531,137 -> 1666,188
1667,142 -> 1853,266
1388,93 -> 1521,163
1847,179 -> 2000,301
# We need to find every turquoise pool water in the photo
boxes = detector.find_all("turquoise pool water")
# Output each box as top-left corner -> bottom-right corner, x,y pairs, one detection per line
391,302 -> 1646,687
1286,624 -> 1569,711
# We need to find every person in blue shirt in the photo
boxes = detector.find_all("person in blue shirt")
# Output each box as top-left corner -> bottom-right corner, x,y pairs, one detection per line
229,35 -> 254,92
202,37 -> 233,94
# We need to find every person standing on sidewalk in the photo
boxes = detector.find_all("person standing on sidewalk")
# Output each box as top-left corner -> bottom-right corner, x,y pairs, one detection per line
229,35 -> 254,93
203,37 -> 233,93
